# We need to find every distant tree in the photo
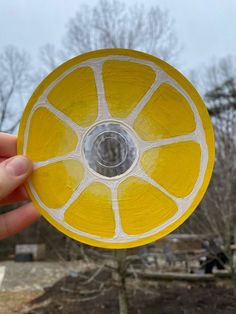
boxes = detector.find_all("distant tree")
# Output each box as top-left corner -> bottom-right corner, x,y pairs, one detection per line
189,56 -> 236,115
202,58 -> 236,247
205,57 -> 236,116
0,46 -> 32,133
64,0 -> 179,61
181,56 -> 236,285
40,0 -> 179,75
40,44 -> 59,72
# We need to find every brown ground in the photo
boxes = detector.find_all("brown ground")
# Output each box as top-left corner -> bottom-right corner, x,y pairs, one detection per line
1,262 -> 235,314
14,270 -> 236,314
0,291 -> 41,314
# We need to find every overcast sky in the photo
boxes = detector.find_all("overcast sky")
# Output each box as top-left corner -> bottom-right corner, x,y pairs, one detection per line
0,0 -> 235,73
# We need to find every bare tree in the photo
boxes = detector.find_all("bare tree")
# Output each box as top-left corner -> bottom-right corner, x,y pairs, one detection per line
0,46 -> 32,133
40,44 -> 59,72
62,0 -> 179,62
180,56 -> 236,284
39,0 -> 179,77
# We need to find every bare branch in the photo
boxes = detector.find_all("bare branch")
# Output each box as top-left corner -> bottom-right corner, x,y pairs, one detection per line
181,57 -> 236,271
0,46 -> 32,133
63,0 -> 179,62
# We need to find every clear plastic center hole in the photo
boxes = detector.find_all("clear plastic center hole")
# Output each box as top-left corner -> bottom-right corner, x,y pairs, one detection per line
83,122 -> 138,178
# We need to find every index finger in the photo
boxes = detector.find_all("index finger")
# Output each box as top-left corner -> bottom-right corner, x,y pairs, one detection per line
0,133 -> 17,157
0,203 -> 40,240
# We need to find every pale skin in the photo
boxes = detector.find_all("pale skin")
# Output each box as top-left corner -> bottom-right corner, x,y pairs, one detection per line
0,132 -> 40,240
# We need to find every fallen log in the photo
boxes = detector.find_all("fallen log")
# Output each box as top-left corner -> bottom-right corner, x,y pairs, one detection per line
127,270 -> 215,282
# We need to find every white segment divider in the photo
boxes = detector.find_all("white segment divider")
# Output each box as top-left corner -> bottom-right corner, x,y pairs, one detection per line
90,62 -> 112,121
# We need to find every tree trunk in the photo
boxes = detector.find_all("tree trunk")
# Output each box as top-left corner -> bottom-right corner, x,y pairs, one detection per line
115,250 -> 129,314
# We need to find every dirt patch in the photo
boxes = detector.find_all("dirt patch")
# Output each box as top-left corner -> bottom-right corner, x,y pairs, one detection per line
18,269 -> 236,314
0,291 -> 41,314
0,261 -> 96,292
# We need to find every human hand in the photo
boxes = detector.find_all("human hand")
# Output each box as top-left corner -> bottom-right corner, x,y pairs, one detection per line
0,132 -> 40,240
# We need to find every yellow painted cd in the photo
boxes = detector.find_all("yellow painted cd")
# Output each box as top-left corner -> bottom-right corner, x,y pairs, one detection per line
18,49 -> 215,249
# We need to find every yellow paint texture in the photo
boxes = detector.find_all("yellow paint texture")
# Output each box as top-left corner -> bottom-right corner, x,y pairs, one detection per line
64,182 -> 115,238
118,177 -> 178,235
31,160 -> 84,208
103,60 -> 156,118
141,141 -> 201,198
27,107 -> 78,162
48,67 -> 98,127
134,83 -> 196,140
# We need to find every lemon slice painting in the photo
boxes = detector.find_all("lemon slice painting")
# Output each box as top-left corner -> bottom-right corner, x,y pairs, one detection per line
18,49 -> 215,249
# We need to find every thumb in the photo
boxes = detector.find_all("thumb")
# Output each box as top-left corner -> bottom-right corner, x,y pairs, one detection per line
0,156 -> 33,200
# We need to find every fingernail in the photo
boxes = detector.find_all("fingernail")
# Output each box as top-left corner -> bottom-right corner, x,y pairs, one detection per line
5,156 -> 29,176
